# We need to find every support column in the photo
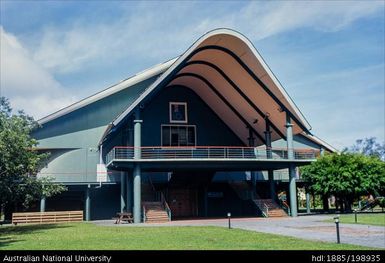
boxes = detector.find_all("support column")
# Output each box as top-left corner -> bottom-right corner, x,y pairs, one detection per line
289,165 -> 298,217
85,185 -> 91,221
268,171 -> 275,200
120,172 -> 126,212
248,125 -> 257,199
126,174 -> 133,213
204,187 -> 208,217
134,120 -> 142,159
306,191 -> 311,214
247,126 -> 255,147
40,197 -> 46,212
133,108 -> 142,223
265,117 -> 275,200
286,113 -> 297,217
133,164 -> 141,223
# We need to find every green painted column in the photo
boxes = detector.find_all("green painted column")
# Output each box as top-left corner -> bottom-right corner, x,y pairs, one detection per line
134,120 -> 142,159
120,172 -> 126,212
133,164 -> 141,223
289,164 -> 298,217
285,113 -> 294,160
85,185 -> 91,221
133,109 -> 142,223
126,173 -> 133,213
40,197 -> 46,212
286,113 -> 297,217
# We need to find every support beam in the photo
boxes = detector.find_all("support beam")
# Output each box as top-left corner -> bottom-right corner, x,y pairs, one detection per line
120,172 -> 126,212
133,164 -> 141,223
40,197 -> 46,212
85,185 -> 91,221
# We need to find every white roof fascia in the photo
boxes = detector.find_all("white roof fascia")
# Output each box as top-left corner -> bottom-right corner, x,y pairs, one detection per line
38,58 -> 178,125
112,28 -> 312,130
302,133 -> 339,153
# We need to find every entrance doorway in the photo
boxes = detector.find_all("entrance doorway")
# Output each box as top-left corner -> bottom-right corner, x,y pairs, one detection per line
168,189 -> 198,218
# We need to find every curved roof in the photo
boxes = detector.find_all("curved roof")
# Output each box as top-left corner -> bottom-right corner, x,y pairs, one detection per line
111,28 -> 312,146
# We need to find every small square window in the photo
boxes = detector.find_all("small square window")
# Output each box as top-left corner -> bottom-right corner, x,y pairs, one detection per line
170,102 -> 187,123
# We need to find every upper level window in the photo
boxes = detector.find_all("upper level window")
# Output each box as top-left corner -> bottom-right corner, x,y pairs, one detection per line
170,102 -> 187,123
161,125 -> 196,147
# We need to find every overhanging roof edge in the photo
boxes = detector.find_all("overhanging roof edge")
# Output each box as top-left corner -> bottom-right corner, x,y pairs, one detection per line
38,57 -> 178,125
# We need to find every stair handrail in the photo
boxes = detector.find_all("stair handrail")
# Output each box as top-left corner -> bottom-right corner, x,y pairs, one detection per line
263,203 -> 269,218
147,176 -> 159,201
142,205 -> 146,223
160,192 -> 172,221
280,200 -> 291,216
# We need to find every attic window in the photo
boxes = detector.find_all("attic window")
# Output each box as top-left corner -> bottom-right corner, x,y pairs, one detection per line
169,102 -> 187,123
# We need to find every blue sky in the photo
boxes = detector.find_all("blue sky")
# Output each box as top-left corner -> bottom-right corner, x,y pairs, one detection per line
0,0 -> 384,149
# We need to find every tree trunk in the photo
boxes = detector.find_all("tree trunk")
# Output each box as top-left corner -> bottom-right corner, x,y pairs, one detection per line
322,195 -> 329,212
345,198 -> 352,212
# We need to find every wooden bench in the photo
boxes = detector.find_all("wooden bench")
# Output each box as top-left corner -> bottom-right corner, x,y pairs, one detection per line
12,211 -> 83,225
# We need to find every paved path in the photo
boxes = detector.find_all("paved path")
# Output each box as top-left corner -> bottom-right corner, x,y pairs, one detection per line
93,215 -> 385,249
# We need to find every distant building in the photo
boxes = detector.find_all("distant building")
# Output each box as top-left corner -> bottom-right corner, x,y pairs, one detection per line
33,28 -> 335,222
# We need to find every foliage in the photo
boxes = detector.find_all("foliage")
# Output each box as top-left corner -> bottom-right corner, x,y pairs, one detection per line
0,97 -> 66,212
378,197 -> 385,208
344,137 -> 385,161
301,153 -> 385,211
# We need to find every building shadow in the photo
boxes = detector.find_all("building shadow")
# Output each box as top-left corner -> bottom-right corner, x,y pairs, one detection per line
0,223 -> 72,249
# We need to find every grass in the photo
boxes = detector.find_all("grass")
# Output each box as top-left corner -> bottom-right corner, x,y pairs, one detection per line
325,213 -> 385,226
0,222 -> 375,250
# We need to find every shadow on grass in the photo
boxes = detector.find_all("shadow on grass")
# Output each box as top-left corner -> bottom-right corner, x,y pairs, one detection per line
0,223 -> 73,249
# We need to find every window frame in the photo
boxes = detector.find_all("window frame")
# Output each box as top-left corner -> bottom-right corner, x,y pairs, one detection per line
169,102 -> 188,124
161,124 -> 197,147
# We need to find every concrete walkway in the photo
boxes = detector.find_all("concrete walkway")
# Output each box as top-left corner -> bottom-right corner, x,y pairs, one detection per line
93,215 -> 385,249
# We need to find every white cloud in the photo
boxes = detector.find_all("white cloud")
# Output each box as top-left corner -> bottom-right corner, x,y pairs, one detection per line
0,27 -> 77,119
28,1 -> 383,75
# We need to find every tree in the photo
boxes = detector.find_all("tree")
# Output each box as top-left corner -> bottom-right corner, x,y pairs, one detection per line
301,153 -> 385,212
344,137 -> 385,161
0,97 -> 66,218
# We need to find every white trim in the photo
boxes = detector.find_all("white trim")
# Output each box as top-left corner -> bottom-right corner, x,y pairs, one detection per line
169,102 -> 188,123
112,28 -> 311,131
38,57 -> 178,125
301,133 -> 338,153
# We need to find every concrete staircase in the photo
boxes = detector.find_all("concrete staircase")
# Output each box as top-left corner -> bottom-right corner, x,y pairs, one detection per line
143,202 -> 170,223
228,180 -> 255,200
253,199 -> 288,217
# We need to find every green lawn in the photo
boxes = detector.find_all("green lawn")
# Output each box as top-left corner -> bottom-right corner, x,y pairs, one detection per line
325,213 -> 385,226
0,223 -> 374,250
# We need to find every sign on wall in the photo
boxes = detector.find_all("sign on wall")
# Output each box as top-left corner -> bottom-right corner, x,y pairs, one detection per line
96,164 -> 108,183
